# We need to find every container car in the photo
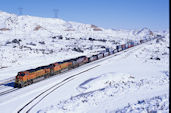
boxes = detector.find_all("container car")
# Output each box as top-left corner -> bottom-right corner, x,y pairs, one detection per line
76,56 -> 88,66
121,44 -> 126,50
109,50 -> 114,55
116,45 -> 122,52
113,49 -> 117,53
97,53 -> 104,59
103,51 -> 109,57
88,55 -> 98,62
125,43 -> 129,49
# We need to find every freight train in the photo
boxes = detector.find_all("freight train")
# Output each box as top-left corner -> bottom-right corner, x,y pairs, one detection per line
14,38 -> 155,88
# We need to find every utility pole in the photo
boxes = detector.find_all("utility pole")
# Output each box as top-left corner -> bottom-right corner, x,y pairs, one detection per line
16,7 -> 23,36
18,7 -> 23,15
53,9 -> 59,18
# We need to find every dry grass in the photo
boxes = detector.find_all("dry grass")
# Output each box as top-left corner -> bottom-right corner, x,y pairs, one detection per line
149,31 -> 154,36
91,24 -> 102,31
64,29 -> 75,31
0,28 -> 10,31
34,25 -> 42,31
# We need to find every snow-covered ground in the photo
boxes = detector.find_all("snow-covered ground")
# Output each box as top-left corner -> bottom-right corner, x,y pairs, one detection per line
35,39 -> 169,113
0,11 -> 169,113
0,11 -> 164,81
0,37 -> 169,113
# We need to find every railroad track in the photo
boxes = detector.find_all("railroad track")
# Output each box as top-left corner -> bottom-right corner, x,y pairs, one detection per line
0,42 -> 140,98
17,65 -> 100,113
0,39 -> 155,112
17,42 -> 150,113
0,77 -> 18,96
0,77 -> 15,86
0,88 -> 18,96
0,50 -> 117,98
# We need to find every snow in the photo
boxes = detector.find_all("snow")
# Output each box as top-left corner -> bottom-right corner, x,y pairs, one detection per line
114,94 -> 169,113
0,39 -> 168,113
0,11 -> 169,113
33,40 -> 169,113
0,11 -> 160,75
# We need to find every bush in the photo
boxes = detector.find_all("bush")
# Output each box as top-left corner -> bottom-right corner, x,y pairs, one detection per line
57,35 -> 63,39
72,47 -> 83,53
39,41 -> 45,45
89,37 -> 95,41
12,39 -> 21,44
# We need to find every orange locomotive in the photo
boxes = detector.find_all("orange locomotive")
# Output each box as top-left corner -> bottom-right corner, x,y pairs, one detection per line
14,56 -> 89,88
15,65 -> 53,87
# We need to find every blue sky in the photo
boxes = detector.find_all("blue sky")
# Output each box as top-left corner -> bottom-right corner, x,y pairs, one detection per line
0,0 -> 169,30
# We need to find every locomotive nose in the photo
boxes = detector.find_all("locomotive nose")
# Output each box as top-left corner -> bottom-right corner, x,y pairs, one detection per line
16,75 -> 23,82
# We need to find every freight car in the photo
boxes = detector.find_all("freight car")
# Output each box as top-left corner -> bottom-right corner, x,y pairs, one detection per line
109,50 -> 114,55
130,42 -> 134,47
116,45 -> 122,52
88,55 -> 98,62
76,56 -> 88,66
113,49 -> 117,53
121,44 -> 126,50
140,40 -> 144,44
134,41 -> 139,46
125,43 -> 129,49
103,51 -> 110,57
97,53 -> 104,59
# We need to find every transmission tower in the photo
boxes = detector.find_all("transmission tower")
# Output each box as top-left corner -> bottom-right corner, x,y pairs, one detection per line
18,7 -> 23,15
53,9 -> 59,18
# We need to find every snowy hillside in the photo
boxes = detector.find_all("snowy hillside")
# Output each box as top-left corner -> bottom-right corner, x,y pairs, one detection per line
0,11 -> 169,113
36,36 -> 169,113
0,11 -> 156,39
0,36 -> 169,113
0,11 -> 167,75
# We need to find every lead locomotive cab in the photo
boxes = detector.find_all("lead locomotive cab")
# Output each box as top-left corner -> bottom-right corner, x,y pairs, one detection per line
14,72 -> 26,88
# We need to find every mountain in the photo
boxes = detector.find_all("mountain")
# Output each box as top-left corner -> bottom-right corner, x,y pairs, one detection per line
136,27 -> 154,36
0,11 -> 159,40
0,11 -> 168,73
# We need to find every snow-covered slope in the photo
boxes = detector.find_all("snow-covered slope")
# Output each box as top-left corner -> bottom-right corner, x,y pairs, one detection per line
35,37 -> 169,113
0,11 -> 169,80
0,11 -> 169,113
0,37 -> 168,113
0,11 -> 157,40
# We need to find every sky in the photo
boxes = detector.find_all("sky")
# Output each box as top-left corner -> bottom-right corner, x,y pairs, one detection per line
0,0 -> 169,31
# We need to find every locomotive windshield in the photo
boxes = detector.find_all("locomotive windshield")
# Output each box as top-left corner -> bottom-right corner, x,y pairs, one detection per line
18,72 -> 25,76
